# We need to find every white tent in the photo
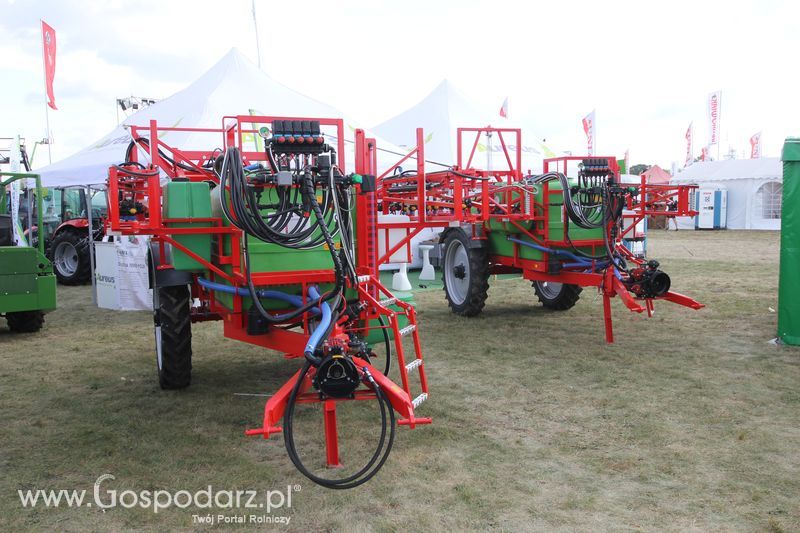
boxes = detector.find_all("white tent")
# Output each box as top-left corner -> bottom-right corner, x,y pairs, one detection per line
671,158 -> 782,230
37,48 -> 401,187
373,79 -> 556,175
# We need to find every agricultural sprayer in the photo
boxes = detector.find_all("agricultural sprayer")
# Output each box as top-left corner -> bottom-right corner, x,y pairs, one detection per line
0,171 -> 57,332
105,117 -> 430,488
373,127 -> 704,342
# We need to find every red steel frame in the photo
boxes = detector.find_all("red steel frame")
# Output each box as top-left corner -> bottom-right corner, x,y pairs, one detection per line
371,126 -> 704,343
106,117 -> 430,470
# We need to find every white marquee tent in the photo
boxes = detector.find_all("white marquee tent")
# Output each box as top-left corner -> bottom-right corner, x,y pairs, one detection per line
373,80 -> 556,175
36,48 -> 401,187
671,158 -> 782,230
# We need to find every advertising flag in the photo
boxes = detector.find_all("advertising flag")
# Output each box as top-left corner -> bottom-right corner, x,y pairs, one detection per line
41,20 -> 57,110
750,132 -> 762,159
582,110 -> 595,155
700,146 -> 709,162
707,91 -> 721,146
499,97 -> 508,118
685,122 -> 693,167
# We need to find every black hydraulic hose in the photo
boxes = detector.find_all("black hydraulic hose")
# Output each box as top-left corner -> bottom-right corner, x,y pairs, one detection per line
283,360 -> 396,489
112,164 -> 157,177
237,166 -> 346,363
221,147 -> 336,250
241,235 -> 336,326
126,138 -> 211,175
378,315 -> 391,376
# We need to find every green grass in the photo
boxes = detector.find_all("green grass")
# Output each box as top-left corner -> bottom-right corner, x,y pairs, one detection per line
1,230 -> 798,531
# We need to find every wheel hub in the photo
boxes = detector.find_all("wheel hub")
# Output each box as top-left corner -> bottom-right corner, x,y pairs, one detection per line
444,240 -> 471,305
54,241 -> 79,277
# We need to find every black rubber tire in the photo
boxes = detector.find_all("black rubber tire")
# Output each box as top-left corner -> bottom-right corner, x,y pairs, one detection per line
442,230 -> 489,317
154,285 -> 192,389
6,310 -> 45,333
48,229 -> 91,285
533,281 -> 582,311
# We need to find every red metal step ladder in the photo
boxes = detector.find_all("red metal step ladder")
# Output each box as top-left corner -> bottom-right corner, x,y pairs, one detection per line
356,275 -> 430,426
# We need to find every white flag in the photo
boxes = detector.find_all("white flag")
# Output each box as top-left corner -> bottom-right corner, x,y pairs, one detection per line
750,132 -> 762,159
499,97 -> 508,118
707,91 -> 721,146
582,110 -> 595,155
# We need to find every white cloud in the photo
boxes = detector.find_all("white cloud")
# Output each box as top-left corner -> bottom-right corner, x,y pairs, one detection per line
1,0 -> 798,168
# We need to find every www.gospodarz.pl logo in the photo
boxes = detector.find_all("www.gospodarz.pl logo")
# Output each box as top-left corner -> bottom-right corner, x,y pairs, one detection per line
18,474 -> 298,523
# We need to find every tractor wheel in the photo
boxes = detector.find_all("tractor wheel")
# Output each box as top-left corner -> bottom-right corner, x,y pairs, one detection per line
154,285 -> 192,389
533,281 -> 582,311
49,229 -> 91,285
5,310 -> 45,333
442,230 -> 489,316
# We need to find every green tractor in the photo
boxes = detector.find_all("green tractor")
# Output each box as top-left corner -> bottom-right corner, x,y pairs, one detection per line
0,172 -> 57,332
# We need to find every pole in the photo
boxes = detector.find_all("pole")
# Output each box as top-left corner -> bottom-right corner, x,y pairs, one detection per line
39,19 -> 52,165
716,92 -> 721,161
251,0 -> 262,69
86,186 -> 97,305
778,138 -> 800,343
486,130 -> 493,173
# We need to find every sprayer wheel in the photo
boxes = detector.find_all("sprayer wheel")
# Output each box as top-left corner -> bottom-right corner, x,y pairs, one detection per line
442,230 -> 489,316
533,281 -> 582,311
154,284 -> 192,389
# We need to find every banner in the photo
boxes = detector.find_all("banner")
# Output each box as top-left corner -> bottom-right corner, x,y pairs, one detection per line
499,97 -> 508,118
95,236 -> 152,311
582,110 -> 595,155
750,132 -> 762,159
8,139 -> 26,246
700,146 -> 709,162
685,122 -> 693,167
707,91 -> 720,146
41,20 -> 57,110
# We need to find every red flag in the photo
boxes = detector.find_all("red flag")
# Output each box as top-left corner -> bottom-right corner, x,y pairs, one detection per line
700,146 -> 709,161
41,20 -> 57,110
582,110 -> 595,155
499,97 -> 508,118
684,122 -> 693,166
707,91 -> 720,146
750,132 -> 762,158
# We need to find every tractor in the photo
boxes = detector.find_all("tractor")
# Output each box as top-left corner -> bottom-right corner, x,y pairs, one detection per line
45,187 -> 106,284
0,171 -> 57,332
2,137 -> 104,285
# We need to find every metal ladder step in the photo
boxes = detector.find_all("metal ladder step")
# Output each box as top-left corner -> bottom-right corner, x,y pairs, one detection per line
411,393 -> 428,409
405,358 -> 423,372
398,324 -> 416,337
379,297 -> 397,307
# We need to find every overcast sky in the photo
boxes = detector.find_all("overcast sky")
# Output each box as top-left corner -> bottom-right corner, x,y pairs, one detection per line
2,0 -> 798,170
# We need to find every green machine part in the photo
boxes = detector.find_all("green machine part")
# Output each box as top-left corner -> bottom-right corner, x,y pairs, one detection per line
0,247 -> 56,313
485,178 -> 605,260
777,138 -> 800,344
0,172 -> 57,315
166,178 -> 414,345
163,181 -> 213,271
205,182 -> 347,312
